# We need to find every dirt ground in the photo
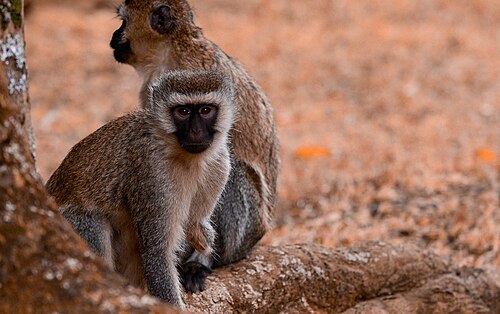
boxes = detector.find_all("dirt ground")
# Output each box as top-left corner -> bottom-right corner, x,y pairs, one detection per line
25,0 -> 499,269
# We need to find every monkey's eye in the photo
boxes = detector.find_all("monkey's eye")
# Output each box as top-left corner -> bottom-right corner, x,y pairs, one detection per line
175,107 -> 191,116
199,106 -> 217,119
174,107 -> 191,119
199,106 -> 212,115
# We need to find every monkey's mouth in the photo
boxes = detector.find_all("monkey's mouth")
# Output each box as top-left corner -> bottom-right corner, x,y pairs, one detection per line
110,24 -> 133,64
182,143 -> 211,154
111,41 -> 134,64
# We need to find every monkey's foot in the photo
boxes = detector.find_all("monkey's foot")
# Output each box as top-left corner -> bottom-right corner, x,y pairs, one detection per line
180,261 -> 212,293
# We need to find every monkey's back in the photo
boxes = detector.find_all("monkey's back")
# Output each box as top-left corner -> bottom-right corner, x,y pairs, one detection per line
45,112 -> 161,214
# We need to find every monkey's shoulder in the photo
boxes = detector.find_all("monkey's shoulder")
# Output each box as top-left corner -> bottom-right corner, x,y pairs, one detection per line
48,112 -> 155,184
64,112 -> 148,154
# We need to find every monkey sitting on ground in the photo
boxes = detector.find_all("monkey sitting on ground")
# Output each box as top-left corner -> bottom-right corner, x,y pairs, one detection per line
110,0 -> 280,293
46,70 -> 235,308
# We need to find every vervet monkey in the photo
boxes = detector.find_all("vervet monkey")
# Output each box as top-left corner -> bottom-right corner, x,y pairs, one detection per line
46,70 -> 235,307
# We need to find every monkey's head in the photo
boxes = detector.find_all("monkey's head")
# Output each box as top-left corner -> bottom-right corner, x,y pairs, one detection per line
110,0 -> 196,71
146,70 -> 235,155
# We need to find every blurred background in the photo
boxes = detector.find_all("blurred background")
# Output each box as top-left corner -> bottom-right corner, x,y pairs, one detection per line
25,0 -> 498,268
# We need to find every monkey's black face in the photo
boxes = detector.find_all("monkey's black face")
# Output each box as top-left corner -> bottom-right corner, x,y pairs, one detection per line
110,19 -> 133,64
172,104 -> 218,154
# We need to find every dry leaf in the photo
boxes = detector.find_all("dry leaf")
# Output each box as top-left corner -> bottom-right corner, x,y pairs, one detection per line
475,148 -> 496,163
294,146 -> 332,159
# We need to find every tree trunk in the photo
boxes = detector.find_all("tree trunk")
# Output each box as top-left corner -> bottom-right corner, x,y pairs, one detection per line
0,1 -> 498,313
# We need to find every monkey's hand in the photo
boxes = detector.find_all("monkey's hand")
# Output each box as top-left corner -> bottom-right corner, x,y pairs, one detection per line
186,228 -> 208,253
182,220 -> 216,293
186,221 -> 215,254
180,261 -> 212,293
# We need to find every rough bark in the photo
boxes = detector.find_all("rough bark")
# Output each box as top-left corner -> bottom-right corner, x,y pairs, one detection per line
185,242 -> 500,313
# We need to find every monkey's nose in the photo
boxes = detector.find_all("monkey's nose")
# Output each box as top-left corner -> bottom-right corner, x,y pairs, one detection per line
110,20 -> 127,49
189,128 -> 204,141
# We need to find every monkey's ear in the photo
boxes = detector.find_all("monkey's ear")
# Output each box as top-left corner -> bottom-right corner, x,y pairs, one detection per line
150,5 -> 176,35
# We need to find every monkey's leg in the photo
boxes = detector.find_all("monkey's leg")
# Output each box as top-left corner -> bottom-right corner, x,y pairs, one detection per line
61,207 -> 114,268
180,159 -> 265,292
212,159 -> 265,265
112,220 -> 146,288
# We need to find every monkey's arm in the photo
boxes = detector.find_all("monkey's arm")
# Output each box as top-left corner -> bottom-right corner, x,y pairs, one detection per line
130,191 -> 186,308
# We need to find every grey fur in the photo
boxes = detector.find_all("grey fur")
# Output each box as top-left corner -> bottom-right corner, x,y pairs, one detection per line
46,70 -> 235,308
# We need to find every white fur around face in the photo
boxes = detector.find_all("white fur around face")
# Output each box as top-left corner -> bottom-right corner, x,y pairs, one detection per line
167,91 -> 227,107
165,91 -> 235,133
142,71 -> 237,166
